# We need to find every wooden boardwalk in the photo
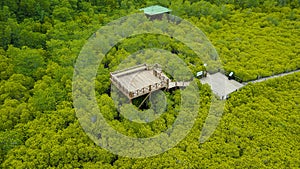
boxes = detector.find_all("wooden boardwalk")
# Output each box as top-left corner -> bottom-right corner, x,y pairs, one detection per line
244,69 -> 300,85
168,81 -> 190,89
111,63 -> 299,101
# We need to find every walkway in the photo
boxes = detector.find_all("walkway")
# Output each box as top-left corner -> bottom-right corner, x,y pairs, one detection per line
243,69 -> 300,85
168,81 -> 190,89
200,69 -> 300,100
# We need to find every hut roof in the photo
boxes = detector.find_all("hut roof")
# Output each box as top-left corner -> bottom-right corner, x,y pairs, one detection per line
140,5 -> 172,16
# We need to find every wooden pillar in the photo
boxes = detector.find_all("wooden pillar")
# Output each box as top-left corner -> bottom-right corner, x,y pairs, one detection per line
129,92 -> 134,99
167,79 -> 169,89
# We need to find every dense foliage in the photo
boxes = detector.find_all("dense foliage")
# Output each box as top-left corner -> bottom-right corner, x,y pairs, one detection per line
0,0 -> 299,168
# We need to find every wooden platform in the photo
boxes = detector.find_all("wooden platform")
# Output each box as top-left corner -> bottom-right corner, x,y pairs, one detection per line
110,64 -> 171,100
200,72 -> 245,100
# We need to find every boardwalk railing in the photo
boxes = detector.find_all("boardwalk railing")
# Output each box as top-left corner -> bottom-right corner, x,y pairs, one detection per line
110,76 -> 130,97
153,69 -> 170,83
128,81 -> 168,99
127,68 -> 170,99
111,64 -> 148,77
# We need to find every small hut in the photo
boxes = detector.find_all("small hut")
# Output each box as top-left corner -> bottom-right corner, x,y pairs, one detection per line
140,5 -> 172,20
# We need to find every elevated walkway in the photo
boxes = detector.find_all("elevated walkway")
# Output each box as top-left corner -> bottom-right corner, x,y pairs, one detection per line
168,81 -> 190,89
111,64 -> 299,101
244,69 -> 300,85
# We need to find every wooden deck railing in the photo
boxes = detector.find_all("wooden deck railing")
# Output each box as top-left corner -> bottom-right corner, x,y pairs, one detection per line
129,81 -> 168,99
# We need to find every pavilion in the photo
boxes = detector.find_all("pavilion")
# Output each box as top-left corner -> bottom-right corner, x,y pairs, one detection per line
140,5 -> 172,20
